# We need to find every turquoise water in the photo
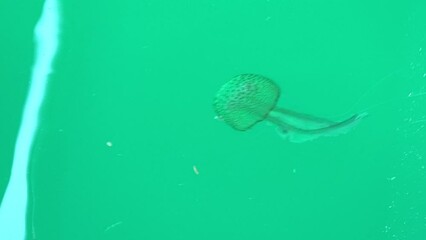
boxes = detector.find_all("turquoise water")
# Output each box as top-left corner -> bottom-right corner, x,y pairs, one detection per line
1,1 -> 425,239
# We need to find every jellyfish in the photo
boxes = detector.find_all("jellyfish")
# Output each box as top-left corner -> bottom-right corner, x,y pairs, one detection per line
213,74 -> 367,143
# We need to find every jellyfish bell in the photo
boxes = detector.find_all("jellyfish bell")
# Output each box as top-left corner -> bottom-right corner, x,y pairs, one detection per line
213,74 -> 367,143
213,74 -> 280,131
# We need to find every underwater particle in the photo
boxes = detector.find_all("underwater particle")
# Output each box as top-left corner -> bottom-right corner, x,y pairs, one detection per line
387,176 -> 397,181
106,141 -> 113,147
213,74 -> 367,142
193,165 -> 199,175
104,221 -> 123,232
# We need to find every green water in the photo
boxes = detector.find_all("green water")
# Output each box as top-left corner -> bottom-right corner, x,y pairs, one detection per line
1,1 -> 426,239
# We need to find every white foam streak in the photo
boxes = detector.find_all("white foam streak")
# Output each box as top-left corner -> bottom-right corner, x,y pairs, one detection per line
0,1 -> 60,239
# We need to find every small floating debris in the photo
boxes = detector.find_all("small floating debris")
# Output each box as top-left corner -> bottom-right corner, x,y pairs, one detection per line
193,165 -> 199,175
387,176 -> 396,181
104,221 -> 123,232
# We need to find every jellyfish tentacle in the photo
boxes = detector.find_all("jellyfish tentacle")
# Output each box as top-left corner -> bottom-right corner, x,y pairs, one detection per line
266,113 -> 367,134
272,107 -> 336,125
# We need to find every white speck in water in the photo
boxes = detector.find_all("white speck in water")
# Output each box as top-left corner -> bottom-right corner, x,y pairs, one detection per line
104,221 -> 123,232
214,115 -> 223,121
106,141 -> 113,147
387,176 -> 396,181
193,165 -> 199,175
384,225 -> 391,233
